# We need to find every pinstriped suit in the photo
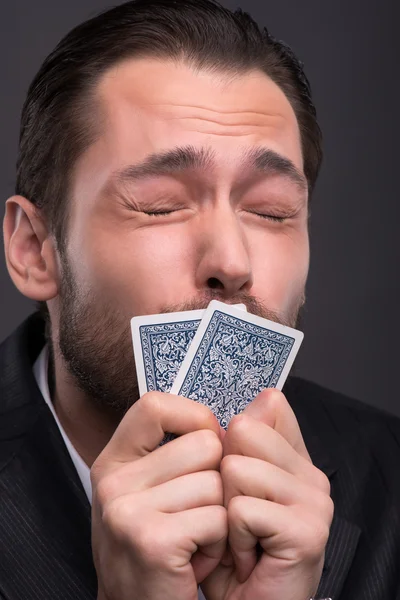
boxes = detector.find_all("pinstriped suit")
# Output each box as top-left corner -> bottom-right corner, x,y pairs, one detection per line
0,312 -> 399,599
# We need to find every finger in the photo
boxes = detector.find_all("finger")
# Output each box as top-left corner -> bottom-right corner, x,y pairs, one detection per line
242,389 -> 311,461
168,506 -> 228,583
227,496 -> 329,584
223,414 -> 326,490
98,501 -> 227,590
221,455 -> 332,515
92,428 -> 223,498
140,470 -> 223,513
95,391 -> 222,465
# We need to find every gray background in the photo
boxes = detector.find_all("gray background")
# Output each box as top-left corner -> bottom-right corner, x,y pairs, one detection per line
1,1 -> 398,414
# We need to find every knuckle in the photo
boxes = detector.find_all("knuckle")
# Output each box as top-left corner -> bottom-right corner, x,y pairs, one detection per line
137,391 -> 162,418
266,388 -> 286,405
94,473 -> 120,507
220,454 -> 242,481
101,498 -> 168,566
312,467 -> 331,495
227,494 -> 247,524
213,504 -> 229,532
311,489 -> 334,523
205,469 -> 224,503
228,413 -> 251,438
91,453 -> 114,487
196,429 -> 223,462
257,389 -> 287,416
101,497 -> 138,543
195,399 -> 219,421
323,495 -> 335,523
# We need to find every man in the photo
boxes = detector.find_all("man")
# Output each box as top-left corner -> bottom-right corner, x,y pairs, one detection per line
1,0 -> 399,598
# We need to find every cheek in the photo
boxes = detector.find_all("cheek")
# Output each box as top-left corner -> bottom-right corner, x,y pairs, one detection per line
250,228 -> 309,313
75,224 -> 196,316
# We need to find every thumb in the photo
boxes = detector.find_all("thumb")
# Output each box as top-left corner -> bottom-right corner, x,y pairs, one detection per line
242,388 -> 311,461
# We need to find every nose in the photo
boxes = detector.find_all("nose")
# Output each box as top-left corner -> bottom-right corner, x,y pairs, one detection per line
195,205 -> 253,297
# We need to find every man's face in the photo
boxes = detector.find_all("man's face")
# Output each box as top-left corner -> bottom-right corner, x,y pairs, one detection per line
57,58 -> 309,415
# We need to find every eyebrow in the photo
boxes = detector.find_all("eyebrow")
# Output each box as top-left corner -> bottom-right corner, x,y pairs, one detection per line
111,145 -> 308,194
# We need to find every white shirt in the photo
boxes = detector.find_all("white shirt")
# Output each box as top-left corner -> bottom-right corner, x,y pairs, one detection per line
33,344 -> 206,600
33,344 -> 92,503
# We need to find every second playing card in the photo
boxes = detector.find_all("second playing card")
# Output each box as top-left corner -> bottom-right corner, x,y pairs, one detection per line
131,304 -> 247,396
170,300 -> 304,429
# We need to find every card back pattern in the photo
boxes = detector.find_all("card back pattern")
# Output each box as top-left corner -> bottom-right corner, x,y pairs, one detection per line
176,310 -> 295,428
139,320 -> 201,392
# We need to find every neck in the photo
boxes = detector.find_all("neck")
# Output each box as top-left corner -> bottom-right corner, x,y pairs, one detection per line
49,345 -> 119,468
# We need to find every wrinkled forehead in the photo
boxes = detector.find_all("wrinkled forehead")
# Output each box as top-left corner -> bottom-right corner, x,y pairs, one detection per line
100,58 -> 302,159
71,57 -> 304,203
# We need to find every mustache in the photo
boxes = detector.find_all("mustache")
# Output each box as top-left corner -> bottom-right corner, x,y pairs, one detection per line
159,291 -> 295,328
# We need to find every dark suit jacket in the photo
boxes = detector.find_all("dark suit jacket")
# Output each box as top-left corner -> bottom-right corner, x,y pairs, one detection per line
1,313 -> 400,600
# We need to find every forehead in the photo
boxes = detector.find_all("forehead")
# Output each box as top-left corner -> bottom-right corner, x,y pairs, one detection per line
97,57 -> 302,166
71,57 -> 304,207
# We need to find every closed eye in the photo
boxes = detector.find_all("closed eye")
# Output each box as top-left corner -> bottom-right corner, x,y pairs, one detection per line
247,210 -> 289,223
143,209 -> 177,217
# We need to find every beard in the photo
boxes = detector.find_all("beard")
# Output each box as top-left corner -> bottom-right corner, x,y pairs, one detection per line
57,256 -> 304,419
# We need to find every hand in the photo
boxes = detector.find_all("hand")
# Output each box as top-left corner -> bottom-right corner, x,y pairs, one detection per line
90,392 -> 228,600
201,389 -> 334,600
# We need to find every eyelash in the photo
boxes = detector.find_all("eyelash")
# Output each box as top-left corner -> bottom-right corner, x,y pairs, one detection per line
247,210 -> 288,223
142,209 -> 290,222
144,210 -> 175,217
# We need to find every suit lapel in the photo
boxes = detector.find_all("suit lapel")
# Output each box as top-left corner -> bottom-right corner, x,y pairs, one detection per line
0,314 -> 97,600
316,512 -> 361,599
284,377 -> 361,600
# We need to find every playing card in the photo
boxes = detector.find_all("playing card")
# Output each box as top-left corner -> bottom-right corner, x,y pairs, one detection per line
131,309 -> 204,396
170,300 -> 304,429
131,304 -> 247,396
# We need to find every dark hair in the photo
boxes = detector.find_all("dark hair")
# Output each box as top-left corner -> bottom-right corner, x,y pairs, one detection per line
15,0 -> 322,316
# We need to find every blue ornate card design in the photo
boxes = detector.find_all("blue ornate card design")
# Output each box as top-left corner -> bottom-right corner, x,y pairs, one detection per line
175,310 -> 296,429
139,320 -> 201,393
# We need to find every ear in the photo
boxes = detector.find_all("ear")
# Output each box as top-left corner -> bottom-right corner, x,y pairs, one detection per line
3,195 -> 59,301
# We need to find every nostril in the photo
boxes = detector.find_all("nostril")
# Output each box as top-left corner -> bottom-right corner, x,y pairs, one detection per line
207,277 -> 224,290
